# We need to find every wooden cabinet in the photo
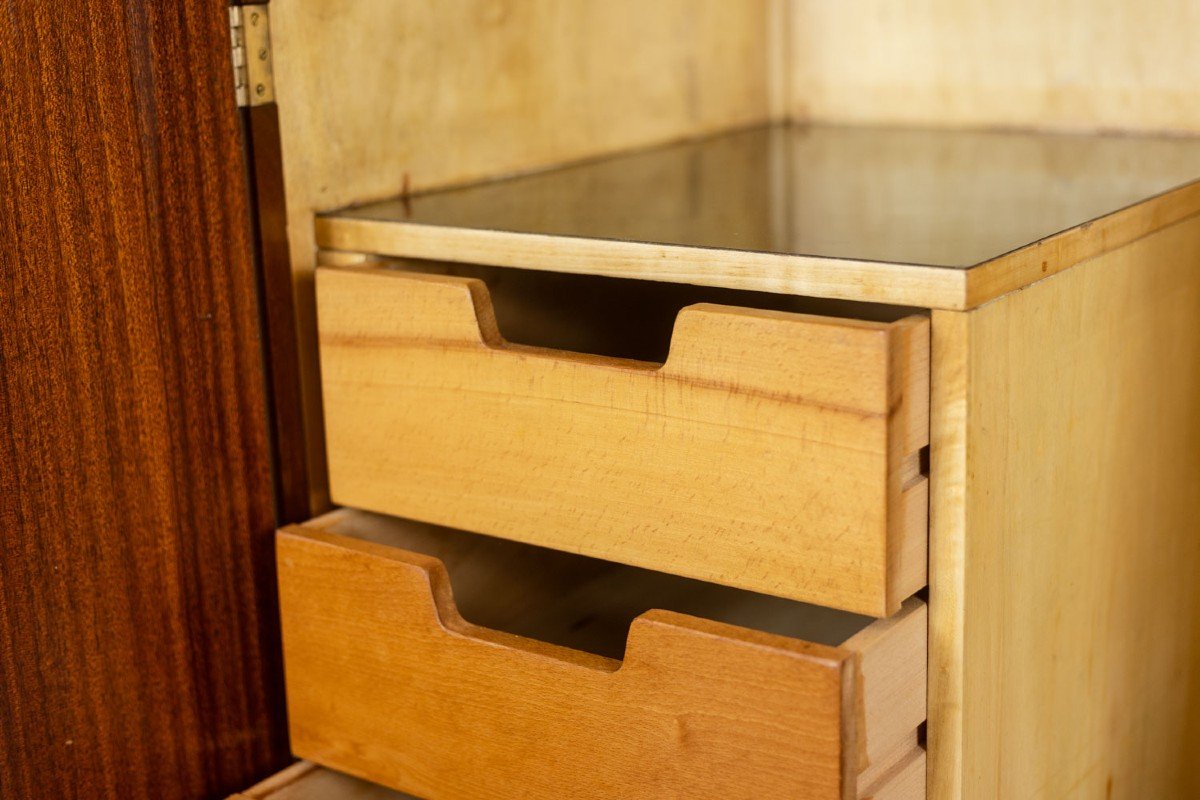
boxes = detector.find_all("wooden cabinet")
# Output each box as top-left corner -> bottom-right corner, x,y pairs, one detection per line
6,4 -> 1195,800
235,4 -> 1200,799
273,124 -> 1200,799
235,762 -> 930,800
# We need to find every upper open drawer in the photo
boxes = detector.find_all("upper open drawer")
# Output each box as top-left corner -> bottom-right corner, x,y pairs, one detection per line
317,266 -> 929,616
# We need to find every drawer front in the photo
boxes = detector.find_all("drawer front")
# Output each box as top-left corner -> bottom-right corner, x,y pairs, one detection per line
278,512 -> 927,800
317,266 -> 929,616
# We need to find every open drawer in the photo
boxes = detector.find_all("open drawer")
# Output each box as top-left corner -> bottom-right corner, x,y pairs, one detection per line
316,266 -> 930,616
278,510 -> 927,800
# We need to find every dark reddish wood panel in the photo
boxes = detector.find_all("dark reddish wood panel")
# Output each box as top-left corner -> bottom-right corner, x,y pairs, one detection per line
0,2 -> 289,798
244,103 -> 311,526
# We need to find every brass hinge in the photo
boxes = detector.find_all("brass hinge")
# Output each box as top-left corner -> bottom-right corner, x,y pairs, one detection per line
230,4 -> 274,107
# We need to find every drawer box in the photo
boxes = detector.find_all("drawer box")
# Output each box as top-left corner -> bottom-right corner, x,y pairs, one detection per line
317,267 -> 930,615
278,510 -> 927,800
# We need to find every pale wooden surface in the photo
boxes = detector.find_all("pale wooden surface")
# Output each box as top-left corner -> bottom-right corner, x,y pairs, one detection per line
788,0 -> 1200,134
928,215 -> 1200,799
860,742 -> 927,800
316,219 -> 967,310
272,1 -> 773,206
311,507 -> 926,774
330,125 -> 1200,268
233,757 -> 925,800
318,125 -> 1200,311
278,511 -> 927,800
317,267 -> 929,616
270,1 -> 774,506
230,761 -> 414,800
846,607 -> 929,787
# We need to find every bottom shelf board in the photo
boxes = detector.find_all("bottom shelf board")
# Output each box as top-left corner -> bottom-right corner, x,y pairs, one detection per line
230,762 -> 412,799
232,754 -> 926,800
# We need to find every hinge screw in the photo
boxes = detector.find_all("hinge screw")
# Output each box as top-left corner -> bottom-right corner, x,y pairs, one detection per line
255,83 -> 267,97
250,12 -> 260,26
258,47 -> 269,61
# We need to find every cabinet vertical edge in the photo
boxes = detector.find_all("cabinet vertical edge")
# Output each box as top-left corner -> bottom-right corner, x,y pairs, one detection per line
928,308 -> 969,800
928,216 -> 1200,798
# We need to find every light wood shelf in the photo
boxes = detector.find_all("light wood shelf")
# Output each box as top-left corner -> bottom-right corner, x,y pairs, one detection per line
232,756 -> 927,800
229,762 -> 412,800
317,123 -> 1200,310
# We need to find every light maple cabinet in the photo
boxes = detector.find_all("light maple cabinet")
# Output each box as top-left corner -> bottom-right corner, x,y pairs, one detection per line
230,3 -> 1200,799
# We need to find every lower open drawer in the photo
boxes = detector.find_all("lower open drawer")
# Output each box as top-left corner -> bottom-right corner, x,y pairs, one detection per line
278,510 -> 926,800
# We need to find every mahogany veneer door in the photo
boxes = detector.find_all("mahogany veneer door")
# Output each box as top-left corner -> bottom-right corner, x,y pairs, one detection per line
0,2 -> 289,798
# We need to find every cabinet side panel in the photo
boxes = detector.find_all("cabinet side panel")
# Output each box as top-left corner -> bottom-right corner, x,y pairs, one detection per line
930,217 -> 1200,798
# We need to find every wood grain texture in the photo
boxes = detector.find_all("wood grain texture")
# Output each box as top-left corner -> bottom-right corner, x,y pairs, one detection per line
317,267 -> 929,615
271,0 -> 773,208
928,216 -> 1200,798
270,0 -> 775,506
0,2 -> 288,798
303,507 -> 927,778
860,743 -> 927,800
315,184 -> 1200,313
230,762 -> 416,800
847,608 -> 929,784
317,123 -> 1200,312
232,757 -> 926,800
232,762 -> 321,800
244,103 -> 312,521
278,513 -> 927,800
316,217 -> 967,309
788,0 -> 1200,134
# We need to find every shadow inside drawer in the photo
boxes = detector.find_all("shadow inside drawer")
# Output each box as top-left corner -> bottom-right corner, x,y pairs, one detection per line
377,257 -> 920,365
312,508 -> 875,660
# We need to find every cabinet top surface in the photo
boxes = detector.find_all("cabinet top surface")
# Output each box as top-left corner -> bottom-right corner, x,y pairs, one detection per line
319,124 -> 1200,309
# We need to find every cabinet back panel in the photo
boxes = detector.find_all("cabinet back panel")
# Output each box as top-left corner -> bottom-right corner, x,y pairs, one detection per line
269,0 -> 778,505
787,0 -> 1200,134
